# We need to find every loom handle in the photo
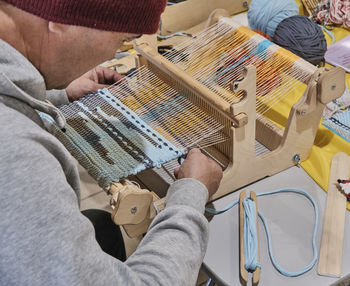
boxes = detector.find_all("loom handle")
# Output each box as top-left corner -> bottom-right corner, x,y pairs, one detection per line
297,67 -> 345,116
109,182 -> 165,238
317,67 -> 345,105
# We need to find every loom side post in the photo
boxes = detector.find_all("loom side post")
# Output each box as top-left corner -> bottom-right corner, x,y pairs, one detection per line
212,66 -> 345,200
229,65 -> 257,161
281,67 -> 345,158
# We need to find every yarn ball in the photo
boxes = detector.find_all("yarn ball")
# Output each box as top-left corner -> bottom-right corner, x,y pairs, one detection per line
248,0 -> 299,39
273,15 -> 327,65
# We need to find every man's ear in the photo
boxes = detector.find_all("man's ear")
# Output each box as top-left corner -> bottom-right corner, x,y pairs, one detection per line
48,21 -> 68,34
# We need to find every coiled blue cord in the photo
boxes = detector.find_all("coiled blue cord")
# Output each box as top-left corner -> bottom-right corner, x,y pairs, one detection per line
205,188 -> 319,277
243,197 -> 262,271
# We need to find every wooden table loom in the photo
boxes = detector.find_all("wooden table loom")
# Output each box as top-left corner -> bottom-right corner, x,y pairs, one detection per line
40,14 -> 345,237
105,17 -> 346,237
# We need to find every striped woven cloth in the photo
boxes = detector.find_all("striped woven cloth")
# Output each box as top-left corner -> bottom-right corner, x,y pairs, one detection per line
40,88 -> 184,190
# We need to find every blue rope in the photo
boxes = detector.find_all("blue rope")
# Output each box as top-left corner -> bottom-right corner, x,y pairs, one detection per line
243,198 -> 262,271
320,25 -> 335,45
205,188 -> 319,277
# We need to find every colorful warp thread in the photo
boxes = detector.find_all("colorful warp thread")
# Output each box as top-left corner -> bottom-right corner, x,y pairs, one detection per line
211,39 -> 282,97
217,40 -> 282,96
40,88 -> 184,190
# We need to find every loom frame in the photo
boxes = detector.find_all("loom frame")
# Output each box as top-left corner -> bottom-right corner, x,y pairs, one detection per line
108,14 -> 346,237
111,42 -> 345,237
133,40 -> 345,201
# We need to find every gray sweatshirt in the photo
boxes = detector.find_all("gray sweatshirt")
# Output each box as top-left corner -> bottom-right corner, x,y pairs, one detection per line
0,39 -> 209,286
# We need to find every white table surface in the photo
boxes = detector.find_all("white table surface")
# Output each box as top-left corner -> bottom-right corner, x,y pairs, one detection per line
203,166 -> 350,286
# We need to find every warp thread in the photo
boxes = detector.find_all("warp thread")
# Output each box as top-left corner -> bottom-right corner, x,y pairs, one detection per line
213,40 -> 282,97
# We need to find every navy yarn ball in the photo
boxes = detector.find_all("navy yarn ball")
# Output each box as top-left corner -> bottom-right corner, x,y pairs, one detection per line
273,15 -> 327,65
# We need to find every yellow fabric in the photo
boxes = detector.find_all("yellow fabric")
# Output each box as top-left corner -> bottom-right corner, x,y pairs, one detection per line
296,0 -> 306,15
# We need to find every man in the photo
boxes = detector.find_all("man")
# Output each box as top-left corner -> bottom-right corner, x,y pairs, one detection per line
0,1 -> 223,285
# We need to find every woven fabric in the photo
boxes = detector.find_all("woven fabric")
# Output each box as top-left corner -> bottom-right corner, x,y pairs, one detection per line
3,0 -> 167,34
40,89 -> 184,190
323,108 -> 350,143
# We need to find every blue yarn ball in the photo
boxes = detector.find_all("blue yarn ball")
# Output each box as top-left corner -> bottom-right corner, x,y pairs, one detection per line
248,0 -> 299,39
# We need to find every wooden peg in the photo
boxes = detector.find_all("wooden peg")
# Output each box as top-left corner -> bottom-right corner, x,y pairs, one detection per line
233,112 -> 248,127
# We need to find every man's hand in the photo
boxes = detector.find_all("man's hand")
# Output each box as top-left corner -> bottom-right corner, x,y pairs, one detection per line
174,149 -> 223,198
66,66 -> 123,101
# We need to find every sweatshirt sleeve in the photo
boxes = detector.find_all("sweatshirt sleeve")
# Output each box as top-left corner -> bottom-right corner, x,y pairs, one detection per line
126,179 -> 209,286
0,107 -> 210,286
46,89 -> 69,106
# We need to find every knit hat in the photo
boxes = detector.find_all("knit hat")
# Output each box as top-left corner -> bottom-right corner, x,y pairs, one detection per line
3,0 -> 167,34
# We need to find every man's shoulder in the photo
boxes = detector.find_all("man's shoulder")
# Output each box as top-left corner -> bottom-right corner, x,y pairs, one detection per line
0,101 -> 47,147
0,101 -> 80,196
0,101 -> 69,163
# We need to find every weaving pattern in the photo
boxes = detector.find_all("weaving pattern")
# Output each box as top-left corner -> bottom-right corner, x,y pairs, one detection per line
42,61 -> 225,190
323,108 -> 350,143
41,88 -> 186,190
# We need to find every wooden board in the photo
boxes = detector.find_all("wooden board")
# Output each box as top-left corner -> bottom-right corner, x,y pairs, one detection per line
318,152 -> 350,277
160,0 -> 250,35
